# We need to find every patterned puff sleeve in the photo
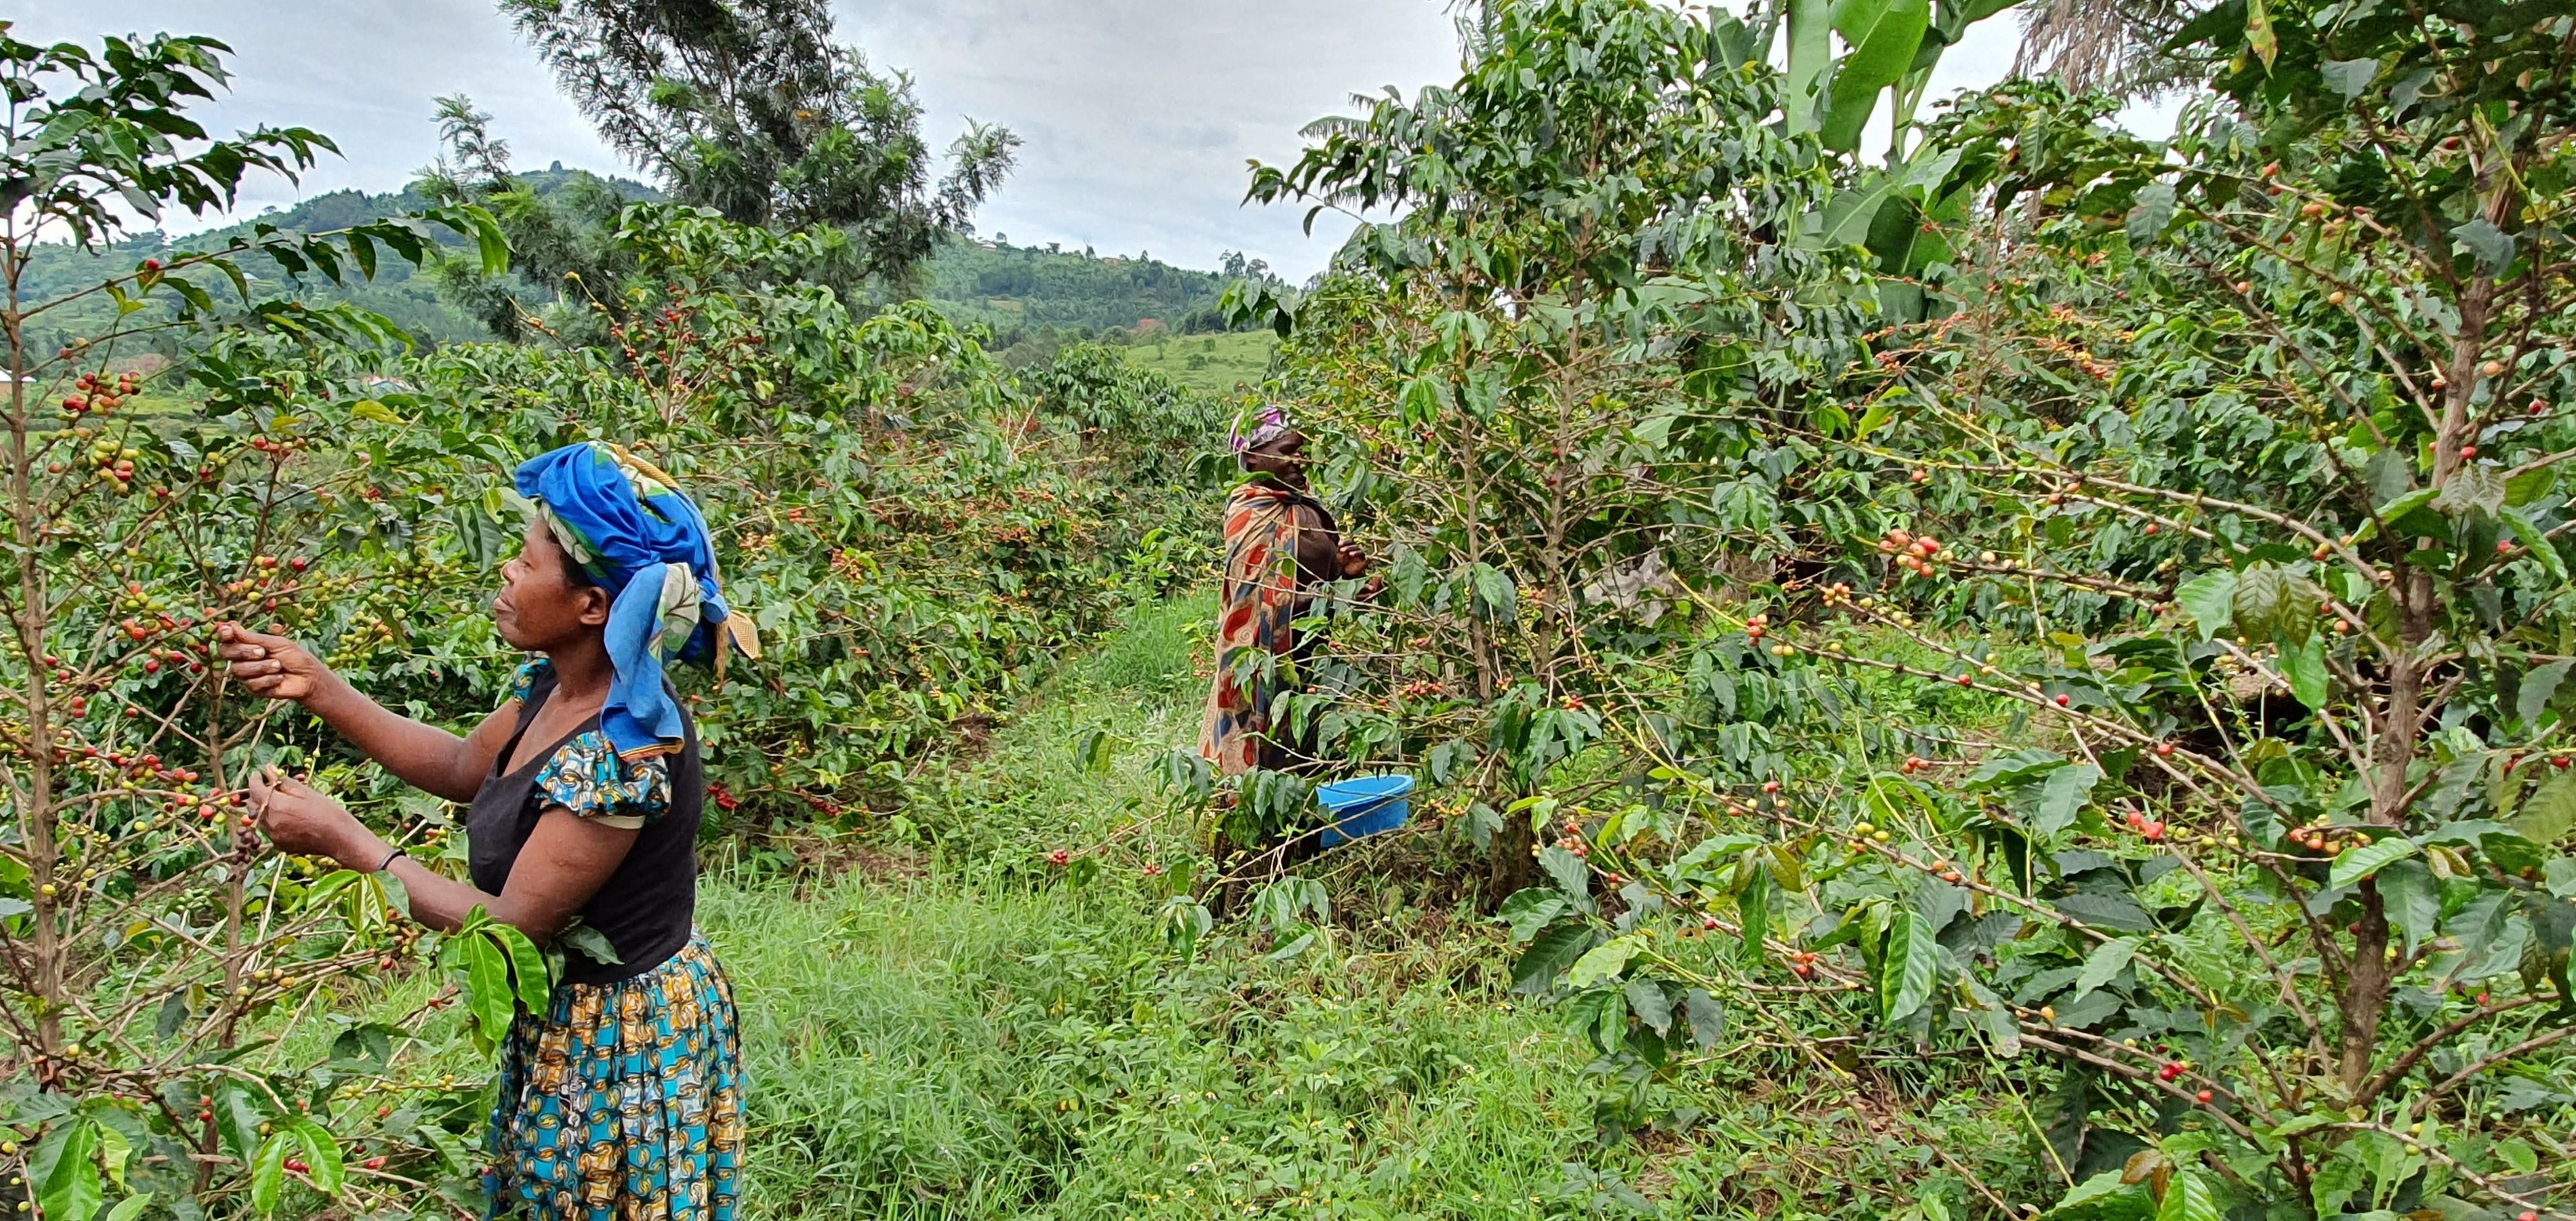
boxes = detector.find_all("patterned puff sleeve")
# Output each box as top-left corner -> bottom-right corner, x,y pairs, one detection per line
505,658 -> 552,706
533,732 -> 672,831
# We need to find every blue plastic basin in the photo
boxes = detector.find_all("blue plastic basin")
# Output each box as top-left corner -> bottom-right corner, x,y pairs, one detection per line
1317,774 -> 1415,847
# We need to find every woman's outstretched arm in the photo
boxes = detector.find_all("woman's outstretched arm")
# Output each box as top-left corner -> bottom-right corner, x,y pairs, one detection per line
250,767 -> 633,944
218,623 -> 516,802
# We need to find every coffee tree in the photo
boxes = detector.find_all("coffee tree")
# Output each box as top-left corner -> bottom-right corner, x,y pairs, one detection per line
1234,0 -> 1965,898
0,27 -> 534,1220
1489,1 -> 2576,1216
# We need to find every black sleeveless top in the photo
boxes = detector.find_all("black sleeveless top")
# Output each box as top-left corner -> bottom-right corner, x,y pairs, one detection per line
466,660 -> 704,986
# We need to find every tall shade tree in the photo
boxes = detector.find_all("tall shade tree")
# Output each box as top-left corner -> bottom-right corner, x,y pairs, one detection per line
500,0 -> 1020,287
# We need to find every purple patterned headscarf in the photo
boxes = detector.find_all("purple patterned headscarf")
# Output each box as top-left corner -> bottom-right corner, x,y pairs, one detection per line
1230,405 -> 1295,454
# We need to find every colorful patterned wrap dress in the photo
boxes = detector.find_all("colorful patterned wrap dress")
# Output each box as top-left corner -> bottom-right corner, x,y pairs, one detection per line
1200,484 -> 1336,776
472,660 -> 746,1220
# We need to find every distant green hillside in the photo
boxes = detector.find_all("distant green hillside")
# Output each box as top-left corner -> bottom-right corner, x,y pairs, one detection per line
19,169 -> 1240,352
1123,330 -> 1276,399
15,166 -> 660,350
926,240 -> 1234,335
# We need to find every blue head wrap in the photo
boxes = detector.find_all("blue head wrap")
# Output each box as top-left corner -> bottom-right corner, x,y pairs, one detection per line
513,442 -> 759,760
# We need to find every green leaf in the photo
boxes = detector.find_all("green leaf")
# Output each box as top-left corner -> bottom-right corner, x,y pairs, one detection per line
91,1124 -> 128,1192
2032,764 -> 2102,837
2156,1165 -> 2222,1221
102,1195 -> 153,1221
2049,1169 -> 2140,1216
2451,218 -> 2516,272
558,923 -> 625,965
374,870 -> 413,922
1957,976 -> 2019,1059
1470,563 -> 1517,619
2320,57 -> 2380,99
2516,771 -> 2576,844
2125,183 -> 2177,244
2053,892 -> 2157,933
2073,936 -> 2143,1000
465,937 -> 515,1044
214,1087 -> 268,1159
1737,865 -> 1771,964
2506,463 -> 2557,508
1785,0 -> 1835,133
1685,988 -> 1727,1049
2518,659 -> 2572,727
2437,464 -> 2507,515
1538,845 -> 1592,901
2502,509 -> 2569,583
1968,747 -> 2067,788
250,1131 -> 290,1214
2174,571 -> 2238,641
498,926 -> 551,1015
1765,841 -> 1807,893
1624,977 -> 1674,1037
1568,935 -> 1643,989
1820,0 -> 1933,152
290,1120 -> 344,1197
1564,988 -> 1629,1055
1880,910 -> 1940,1024
1816,182 -> 1895,250
1499,890 -> 1572,943
1511,921 -> 1596,994
2231,564 -> 2287,639
2376,860 -> 2438,952
2282,634 -> 2328,708
2357,488 -> 2438,543
2268,1113 -> 2336,1138
36,1120 -> 104,1221
2328,837 -> 2418,889
2243,0 -> 2277,69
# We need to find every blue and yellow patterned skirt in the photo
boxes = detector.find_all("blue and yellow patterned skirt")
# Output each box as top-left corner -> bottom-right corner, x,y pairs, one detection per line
484,933 -> 745,1220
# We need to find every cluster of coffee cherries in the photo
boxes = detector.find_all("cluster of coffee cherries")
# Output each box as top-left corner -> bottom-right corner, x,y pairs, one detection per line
2120,810 -> 2171,843
1745,613 -> 1796,657
1879,528 -> 1945,578
1396,678 -> 1448,700
2284,820 -> 2373,855
59,368 -> 142,417
75,435 -> 142,494
1550,812 -> 1589,858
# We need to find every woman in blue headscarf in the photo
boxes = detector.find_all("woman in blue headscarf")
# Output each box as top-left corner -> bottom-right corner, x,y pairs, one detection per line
219,441 -> 757,1221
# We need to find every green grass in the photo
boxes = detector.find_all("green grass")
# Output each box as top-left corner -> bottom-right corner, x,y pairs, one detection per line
1121,333 -> 1276,399
315,597 -> 2051,1219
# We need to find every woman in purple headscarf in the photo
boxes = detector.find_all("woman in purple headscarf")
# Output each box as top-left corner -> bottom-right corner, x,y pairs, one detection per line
1201,408 -> 1373,777
217,441 -> 755,1220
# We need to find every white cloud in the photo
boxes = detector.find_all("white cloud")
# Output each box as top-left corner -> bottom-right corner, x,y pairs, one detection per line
829,0 -> 1461,275
13,1 -> 619,224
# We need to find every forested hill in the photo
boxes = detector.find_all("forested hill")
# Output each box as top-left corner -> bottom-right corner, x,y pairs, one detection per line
20,168 -> 1236,347
925,240 -> 1238,335
15,166 -> 659,348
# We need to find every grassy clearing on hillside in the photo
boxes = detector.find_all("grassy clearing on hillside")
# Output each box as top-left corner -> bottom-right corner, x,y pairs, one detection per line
302,598 -> 2053,1219
1122,333 -> 1275,399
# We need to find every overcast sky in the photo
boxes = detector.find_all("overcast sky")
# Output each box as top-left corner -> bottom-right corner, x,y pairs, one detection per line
13,1 -> 2146,279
